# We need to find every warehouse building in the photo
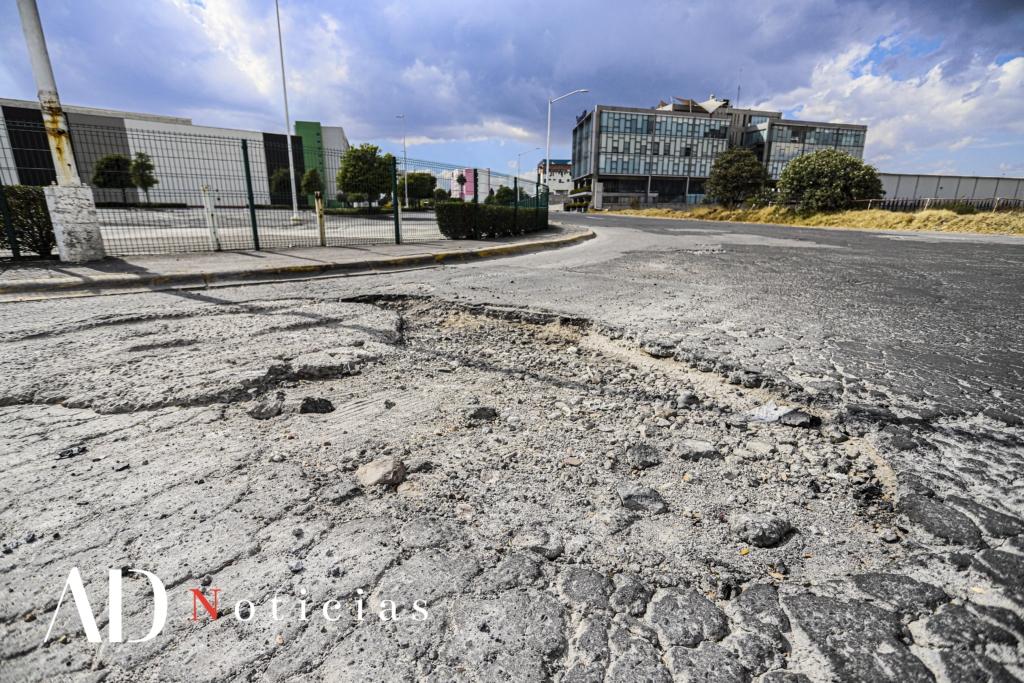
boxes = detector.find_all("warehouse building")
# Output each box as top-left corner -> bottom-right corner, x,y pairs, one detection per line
0,97 -> 348,206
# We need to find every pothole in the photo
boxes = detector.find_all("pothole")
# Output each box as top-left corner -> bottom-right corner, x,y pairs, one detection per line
5,294 -> 1002,682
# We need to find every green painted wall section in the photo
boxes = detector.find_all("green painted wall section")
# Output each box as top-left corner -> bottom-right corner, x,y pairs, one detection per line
295,120 -> 325,205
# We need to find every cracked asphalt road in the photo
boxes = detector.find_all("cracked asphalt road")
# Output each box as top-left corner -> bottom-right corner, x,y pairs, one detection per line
1,215 -> 1022,681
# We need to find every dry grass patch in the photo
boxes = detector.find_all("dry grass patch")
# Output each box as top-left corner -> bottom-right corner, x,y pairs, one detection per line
612,206 -> 1024,236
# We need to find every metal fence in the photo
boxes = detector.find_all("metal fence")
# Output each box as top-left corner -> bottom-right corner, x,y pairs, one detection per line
0,118 -> 548,258
854,196 -> 1024,212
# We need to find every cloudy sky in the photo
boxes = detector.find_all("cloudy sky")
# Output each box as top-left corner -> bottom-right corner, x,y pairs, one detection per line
1,0 -> 1022,176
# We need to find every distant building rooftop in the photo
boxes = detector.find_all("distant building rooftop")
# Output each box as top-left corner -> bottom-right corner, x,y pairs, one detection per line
0,97 -> 193,126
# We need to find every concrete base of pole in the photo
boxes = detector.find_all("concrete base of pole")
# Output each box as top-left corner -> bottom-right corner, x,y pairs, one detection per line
44,184 -> 106,262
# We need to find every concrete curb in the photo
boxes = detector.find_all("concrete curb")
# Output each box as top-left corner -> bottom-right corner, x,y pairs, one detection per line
0,228 -> 595,298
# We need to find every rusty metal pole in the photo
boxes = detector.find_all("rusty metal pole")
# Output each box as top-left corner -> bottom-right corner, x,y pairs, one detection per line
16,0 -> 80,186
16,0 -> 104,262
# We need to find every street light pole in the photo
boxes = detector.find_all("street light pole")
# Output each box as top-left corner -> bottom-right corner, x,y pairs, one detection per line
274,0 -> 299,221
545,88 -> 589,186
396,114 -> 408,208
16,0 -> 79,186
516,147 -> 541,182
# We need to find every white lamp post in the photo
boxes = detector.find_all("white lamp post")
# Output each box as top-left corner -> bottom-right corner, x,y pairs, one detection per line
516,147 -> 541,182
16,0 -> 79,186
396,114 -> 408,208
545,88 -> 588,186
274,0 -> 300,222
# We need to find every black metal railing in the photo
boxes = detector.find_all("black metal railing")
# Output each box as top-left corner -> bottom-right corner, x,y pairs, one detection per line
0,118 -> 549,258
853,197 -> 1024,212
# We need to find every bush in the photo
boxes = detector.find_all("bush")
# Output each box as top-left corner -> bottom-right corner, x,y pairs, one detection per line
746,187 -> 778,209
301,168 -> 324,197
436,201 -> 478,238
945,201 -> 977,215
706,147 -> 769,207
777,149 -> 882,213
1,185 -> 56,256
270,167 -> 293,202
435,201 -> 547,239
324,206 -> 389,216
481,205 -> 516,237
91,153 -> 134,204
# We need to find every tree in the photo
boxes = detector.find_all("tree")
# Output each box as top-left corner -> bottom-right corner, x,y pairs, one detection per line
398,171 -> 437,206
492,185 -> 517,205
706,148 -> 769,208
91,153 -> 133,204
269,168 -> 293,204
301,168 -> 323,197
336,144 -> 395,205
777,149 -> 883,213
483,187 -> 497,205
129,152 -> 158,203
433,187 -> 450,202
456,172 -> 467,199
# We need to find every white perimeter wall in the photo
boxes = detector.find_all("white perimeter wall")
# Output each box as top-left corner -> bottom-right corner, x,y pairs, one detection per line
0,120 -> 17,185
322,126 -> 349,200
881,173 -> 1024,201
123,119 -> 271,205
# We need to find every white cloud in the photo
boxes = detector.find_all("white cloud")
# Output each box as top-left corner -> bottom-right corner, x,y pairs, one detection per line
400,119 -> 535,147
400,60 -> 460,101
755,40 -> 1024,173
171,0 -> 277,97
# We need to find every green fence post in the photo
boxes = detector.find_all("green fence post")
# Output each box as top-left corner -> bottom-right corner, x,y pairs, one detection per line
391,157 -> 401,244
241,139 -> 260,250
513,177 -> 519,234
0,175 -> 21,260
536,173 -> 541,230
540,174 -> 548,229
472,169 -> 479,204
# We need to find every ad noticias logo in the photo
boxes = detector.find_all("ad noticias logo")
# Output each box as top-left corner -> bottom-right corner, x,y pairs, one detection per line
44,567 -> 430,644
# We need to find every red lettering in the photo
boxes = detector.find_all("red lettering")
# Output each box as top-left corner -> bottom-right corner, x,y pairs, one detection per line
191,588 -> 220,621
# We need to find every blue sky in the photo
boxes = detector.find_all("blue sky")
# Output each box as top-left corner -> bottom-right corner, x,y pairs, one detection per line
1,0 -> 1022,176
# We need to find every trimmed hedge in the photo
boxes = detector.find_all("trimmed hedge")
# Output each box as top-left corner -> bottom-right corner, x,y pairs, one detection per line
435,201 -> 547,239
324,206 -> 390,216
1,186 -> 56,257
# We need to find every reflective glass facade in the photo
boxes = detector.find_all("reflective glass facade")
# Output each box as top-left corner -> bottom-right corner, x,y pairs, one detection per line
765,124 -> 866,179
570,103 -> 867,204
595,110 -> 728,178
571,113 -> 594,179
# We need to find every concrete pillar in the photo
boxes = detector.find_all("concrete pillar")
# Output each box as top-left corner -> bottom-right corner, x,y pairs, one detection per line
18,0 -> 105,262
44,185 -> 105,262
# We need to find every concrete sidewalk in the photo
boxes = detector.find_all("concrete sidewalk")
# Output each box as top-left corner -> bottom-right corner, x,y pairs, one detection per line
0,226 -> 593,300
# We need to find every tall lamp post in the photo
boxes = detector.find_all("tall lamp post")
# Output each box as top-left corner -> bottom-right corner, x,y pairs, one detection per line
516,147 -> 541,182
16,0 -> 79,186
396,114 -> 408,208
274,0 -> 300,222
545,88 -> 588,186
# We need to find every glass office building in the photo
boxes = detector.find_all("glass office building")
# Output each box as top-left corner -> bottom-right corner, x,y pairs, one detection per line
571,97 -> 867,207
744,122 -> 867,179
